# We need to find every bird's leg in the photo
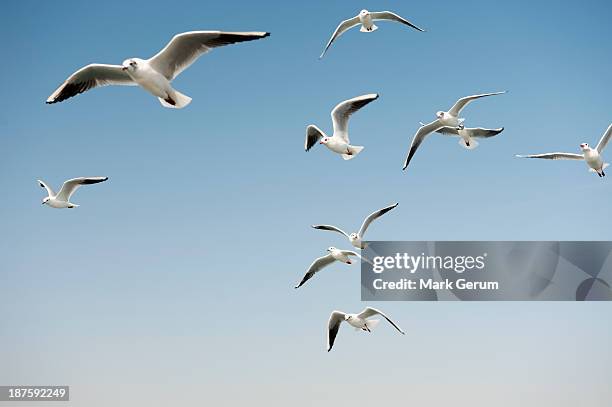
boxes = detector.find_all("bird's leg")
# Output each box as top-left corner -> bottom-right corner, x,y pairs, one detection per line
364,325 -> 371,332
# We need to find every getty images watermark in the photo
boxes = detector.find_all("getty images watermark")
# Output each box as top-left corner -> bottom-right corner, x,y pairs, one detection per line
361,241 -> 612,301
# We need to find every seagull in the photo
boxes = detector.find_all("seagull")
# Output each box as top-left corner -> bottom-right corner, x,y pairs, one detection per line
320,9 -> 424,58
305,94 -> 378,160
38,177 -> 108,208
312,203 -> 398,249
46,31 -> 270,108
516,123 -> 612,177
403,91 -> 506,170
327,307 -> 405,352
432,125 -> 505,150
295,247 -> 360,289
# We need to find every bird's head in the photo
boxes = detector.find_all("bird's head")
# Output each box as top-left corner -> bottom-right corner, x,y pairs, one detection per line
344,315 -> 352,321
349,233 -> 358,240
436,111 -> 445,119
327,247 -> 336,252
359,9 -> 369,16
121,59 -> 140,72
42,197 -> 50,205
580,143 -> 589,151
319,137 -> 330,145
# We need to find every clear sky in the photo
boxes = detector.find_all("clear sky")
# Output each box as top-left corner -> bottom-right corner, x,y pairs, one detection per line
1,0 -> 611,406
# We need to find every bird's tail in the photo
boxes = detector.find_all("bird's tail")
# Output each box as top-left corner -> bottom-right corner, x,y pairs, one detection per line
360,24 -> 378,32
342,145 -> 364,160
158,90 -> 192,109
459,138 -> 479,150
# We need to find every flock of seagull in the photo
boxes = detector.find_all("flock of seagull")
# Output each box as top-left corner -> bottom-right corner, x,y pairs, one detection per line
38,8 -> 610,351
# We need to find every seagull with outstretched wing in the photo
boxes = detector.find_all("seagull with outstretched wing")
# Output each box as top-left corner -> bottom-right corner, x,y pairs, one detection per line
320,9 -> 424,58
327,307 -> 405,351
516,123 -> 612,177
47,31 -> 270,108
295,247 -> 359,289
38,177 -> 108,208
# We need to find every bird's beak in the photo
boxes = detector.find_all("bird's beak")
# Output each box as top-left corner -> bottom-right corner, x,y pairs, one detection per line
41,201 -> 45,205
121,66 -> 127,71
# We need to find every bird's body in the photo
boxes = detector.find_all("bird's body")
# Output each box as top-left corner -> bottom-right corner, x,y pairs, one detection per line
305,94 -> 378,160
320,9 -> 424,58
327,307 -> 405,351
46,31 -> 270,108
38,177 -> 108,209
294,247 -> 359,289
516,124 -> 612,178
403,91 -> 506,170
312,203 -> 399,249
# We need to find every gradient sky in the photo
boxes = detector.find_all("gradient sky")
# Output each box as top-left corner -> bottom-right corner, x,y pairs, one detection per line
1,0 -> 611,406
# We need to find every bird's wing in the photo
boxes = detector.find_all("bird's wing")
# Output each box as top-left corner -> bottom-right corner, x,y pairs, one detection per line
403,120 -> 443,170
311,225 -> 349,238
305,125 -> 326,151
358,203 -> 399,237
515,153 -> 584,160
327,311 -> 347,352
148,31 -> 270,80
340,250 -> 360,257
596,124 -> 612,153
55,177 -> 108,202
435,126 -> 460,136
319,16 -> 361,59
467,127 -> 505,138
447,91 -> 506,117
46,64 -> 135,104
331,93 -> 379,143
37,180 -> 55,197
356,307 -> 405,334
294,254 -> 336,289
370,11 -> 425,32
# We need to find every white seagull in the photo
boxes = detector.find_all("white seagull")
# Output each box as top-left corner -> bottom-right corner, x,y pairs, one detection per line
312,203 -> 398,249
46,31 -> 270,108
516,123 -> 612,177
305,94 -> 378,160
295,247 -> 360,289
403,91 -> 506,170
38,177 -> 108,208
320,9 -> 424,58
431,125 -> 505,150
327,307 -> 405,352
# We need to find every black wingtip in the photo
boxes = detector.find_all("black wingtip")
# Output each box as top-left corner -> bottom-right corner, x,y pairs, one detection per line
263,32 -> 271,37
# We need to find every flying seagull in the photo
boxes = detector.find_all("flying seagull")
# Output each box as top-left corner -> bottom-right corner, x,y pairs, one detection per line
38,177 -> 108,208
312,203 -> 398,249
432,125 -> 505,150
516,123 -> 612,177
305,94 -> 378,160
327,307 -> 405,352
295,247 -> 360,289
46,31 -> 270,108
403,91 -> 506,170
320,9 -> 424,58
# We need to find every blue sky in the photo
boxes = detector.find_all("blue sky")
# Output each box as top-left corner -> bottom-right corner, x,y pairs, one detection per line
1,0 -> 611,406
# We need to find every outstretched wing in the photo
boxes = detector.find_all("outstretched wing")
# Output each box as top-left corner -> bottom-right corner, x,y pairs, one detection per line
55,177 -> 108,202
356,307 -> 405,334
311,225 -> 349,238
327,311 -> 347,352
358,203 -> 399,238
448,91 -> 506,117
340,250 -> 360,257
468,127 -> 505,138
370,11 -> 425,32
596,124 -> 612,153
515,153 -> 584,160
403,120 -> 443,170
319,16 -> 361,59
46,64 -> 135,104
331,93 -> 379,142
294,254 -> 336,289
37,180 -> 55,197
148,31 -> 270,80
305,125 -> 326,151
